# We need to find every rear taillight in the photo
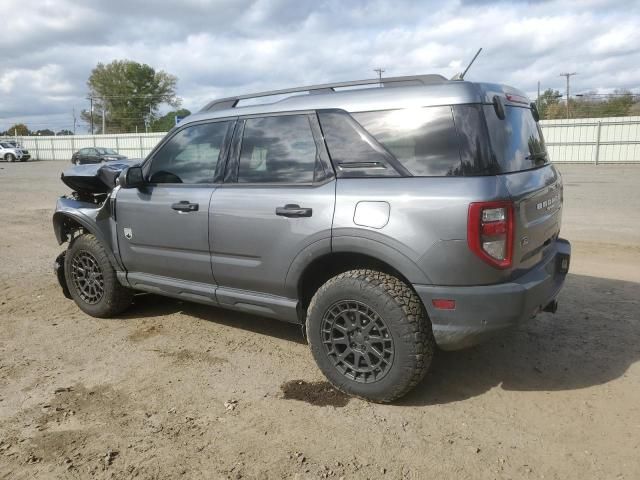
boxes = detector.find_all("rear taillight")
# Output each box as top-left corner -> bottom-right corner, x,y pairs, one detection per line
467,201 -> 514,269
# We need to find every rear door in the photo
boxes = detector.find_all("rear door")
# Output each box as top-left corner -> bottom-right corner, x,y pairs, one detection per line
116,120 -> 234,290
210,113 -> 335,301
483,102 -> 563,272
86,148 -> 100,163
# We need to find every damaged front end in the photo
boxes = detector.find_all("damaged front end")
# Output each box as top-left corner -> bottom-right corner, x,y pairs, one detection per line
54,160 -> 137,298
60,159 -> 137,202
54,251 -> 72,299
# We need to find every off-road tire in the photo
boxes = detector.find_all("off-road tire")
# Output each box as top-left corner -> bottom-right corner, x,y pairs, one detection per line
306,269 -> 434,403
5,154 -> 15,162
64,233 -> 133,318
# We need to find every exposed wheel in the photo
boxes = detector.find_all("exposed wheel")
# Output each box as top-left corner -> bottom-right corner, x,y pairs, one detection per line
306,269 -> 434,402
5,154 -> 15,162
64,233 -> 133,318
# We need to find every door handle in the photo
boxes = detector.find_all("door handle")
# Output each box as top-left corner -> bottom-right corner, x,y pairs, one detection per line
171,201 -> 199,212
275,204 -> 312,218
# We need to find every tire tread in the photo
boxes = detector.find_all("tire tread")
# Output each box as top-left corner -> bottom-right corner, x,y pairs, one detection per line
307,269 -> 434,402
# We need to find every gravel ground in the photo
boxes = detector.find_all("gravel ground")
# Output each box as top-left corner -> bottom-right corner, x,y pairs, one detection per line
0,161 -> 639,479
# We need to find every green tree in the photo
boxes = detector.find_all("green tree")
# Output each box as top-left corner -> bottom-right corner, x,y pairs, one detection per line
81,60 -> 180,134
569,89 -> 635,118
35,129 -> 55,136
537,89 -> 562,119
150,108 -> 192,132
7,123 -> 30,136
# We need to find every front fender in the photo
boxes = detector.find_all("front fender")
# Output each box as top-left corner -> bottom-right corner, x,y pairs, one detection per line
52,196 -> 124,271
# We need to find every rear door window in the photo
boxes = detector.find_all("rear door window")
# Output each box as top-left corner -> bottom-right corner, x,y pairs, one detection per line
237,115 -> 317,183
483,105 -> 549,173
352,106 -> 461,176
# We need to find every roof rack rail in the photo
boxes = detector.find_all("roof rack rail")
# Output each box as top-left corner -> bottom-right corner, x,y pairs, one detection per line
201,74 -> 448,112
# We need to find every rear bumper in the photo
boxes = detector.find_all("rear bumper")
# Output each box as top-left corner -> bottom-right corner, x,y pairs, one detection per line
414,238 -> 571,350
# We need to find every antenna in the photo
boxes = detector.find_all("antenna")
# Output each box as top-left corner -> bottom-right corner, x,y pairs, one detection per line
451,48 -> 483,81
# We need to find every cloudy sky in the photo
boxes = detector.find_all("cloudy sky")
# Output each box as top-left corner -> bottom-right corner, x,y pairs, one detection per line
1,0 -> 639,132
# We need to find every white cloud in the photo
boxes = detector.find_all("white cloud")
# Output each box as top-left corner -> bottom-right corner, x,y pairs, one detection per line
1,0 -> 639,131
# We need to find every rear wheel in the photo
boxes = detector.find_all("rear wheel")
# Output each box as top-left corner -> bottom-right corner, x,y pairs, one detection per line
306,269 -> 434,402
64,234 -> 133,318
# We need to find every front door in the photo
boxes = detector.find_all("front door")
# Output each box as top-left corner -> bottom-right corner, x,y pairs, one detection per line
116,120 -> 235,293
210,113 -> 336,304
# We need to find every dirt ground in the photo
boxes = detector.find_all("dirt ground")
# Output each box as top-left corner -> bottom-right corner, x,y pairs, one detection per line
1,161 -> 639,479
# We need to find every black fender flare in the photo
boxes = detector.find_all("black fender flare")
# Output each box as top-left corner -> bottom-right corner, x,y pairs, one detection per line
285,235 -> 432,301
52,210 -> 124,271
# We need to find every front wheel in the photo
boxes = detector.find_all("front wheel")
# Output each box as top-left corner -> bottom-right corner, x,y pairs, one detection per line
5,154 -> 15,162
306,270 -> 434,403
64,234 -> 133,318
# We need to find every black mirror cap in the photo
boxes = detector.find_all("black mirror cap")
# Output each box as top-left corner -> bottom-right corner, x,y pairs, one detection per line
530,102 -> 540,122
492,95 -> 506,120
119,166 -> 144,188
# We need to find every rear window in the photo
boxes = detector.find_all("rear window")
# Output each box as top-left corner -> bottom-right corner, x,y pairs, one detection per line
483,105 -> 549,173
352,106 -> 461,176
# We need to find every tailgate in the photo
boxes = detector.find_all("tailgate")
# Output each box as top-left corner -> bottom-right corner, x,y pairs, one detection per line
501,164 -> 563,274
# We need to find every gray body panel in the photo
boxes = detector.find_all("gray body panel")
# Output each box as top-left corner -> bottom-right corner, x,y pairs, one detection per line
209,181 -> 336,298
115,185 -> 215,286
415,239 -> 570,350
53,75 -> 569,351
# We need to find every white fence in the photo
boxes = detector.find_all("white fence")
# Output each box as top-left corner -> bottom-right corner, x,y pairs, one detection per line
1,132 -> 165,161
3,116 -> 640,163
540,116 -> 640,164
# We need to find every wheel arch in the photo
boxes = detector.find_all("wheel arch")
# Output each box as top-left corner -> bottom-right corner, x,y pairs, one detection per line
294,250 -> 429,318
53,211 -> 123,271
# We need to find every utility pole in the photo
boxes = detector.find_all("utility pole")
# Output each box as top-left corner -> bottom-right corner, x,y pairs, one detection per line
559,72 -> 577,119
101,97 -> 106,135
89,97 -> 94,135
373,68 -> 385,86
72,107 -> 77,135
537,81 -> 541,110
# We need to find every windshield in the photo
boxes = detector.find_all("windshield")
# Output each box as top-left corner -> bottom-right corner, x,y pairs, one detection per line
97,148 -> 117,155
0,143 -> 12,148
484,105 -> 549,173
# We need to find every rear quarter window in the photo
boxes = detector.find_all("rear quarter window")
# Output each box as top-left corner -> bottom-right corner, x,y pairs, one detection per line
352,106 -> 461,176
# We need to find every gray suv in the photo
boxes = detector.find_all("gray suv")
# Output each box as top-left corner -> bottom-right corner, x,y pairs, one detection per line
53,74 -> 571,402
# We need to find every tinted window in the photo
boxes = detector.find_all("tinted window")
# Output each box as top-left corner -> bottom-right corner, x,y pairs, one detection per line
452,105 -> 500,175
96,148 -> 117,155
318,112 -> 400,177
149,121 -> 231,184
353,107 -> 461,176
483,105 -> 548,173
238,115 -> 317,183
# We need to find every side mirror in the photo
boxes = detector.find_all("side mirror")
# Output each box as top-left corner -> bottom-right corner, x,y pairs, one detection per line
119,166 -> 145,188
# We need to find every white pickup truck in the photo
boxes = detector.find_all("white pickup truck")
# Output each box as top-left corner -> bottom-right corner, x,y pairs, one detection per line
0,141 -> 31,162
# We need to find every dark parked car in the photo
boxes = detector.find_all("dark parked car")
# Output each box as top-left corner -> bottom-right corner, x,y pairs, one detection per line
71,148 -> 127,165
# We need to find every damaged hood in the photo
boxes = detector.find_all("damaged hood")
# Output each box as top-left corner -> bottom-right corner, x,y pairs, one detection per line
61,159 -> 141,194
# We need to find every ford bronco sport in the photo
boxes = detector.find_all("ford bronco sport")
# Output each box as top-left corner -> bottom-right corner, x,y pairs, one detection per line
53,74 -> 571,402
